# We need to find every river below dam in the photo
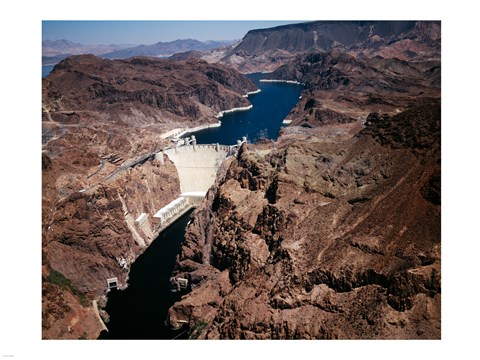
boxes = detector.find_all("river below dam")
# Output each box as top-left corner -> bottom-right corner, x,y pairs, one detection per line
98,73 -> 303,339
98,210 -> 193,340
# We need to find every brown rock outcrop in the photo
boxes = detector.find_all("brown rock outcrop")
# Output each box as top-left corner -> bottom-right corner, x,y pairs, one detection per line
43,54 -> 257,127
168,99 -> 441,339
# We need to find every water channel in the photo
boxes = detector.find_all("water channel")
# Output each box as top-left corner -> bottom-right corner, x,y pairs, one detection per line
98,210 -> 193,340
98,73 -> 303,339
189,73 -> 303,145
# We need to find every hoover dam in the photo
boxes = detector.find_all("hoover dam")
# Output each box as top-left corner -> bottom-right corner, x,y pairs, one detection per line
147,135 -> 246,235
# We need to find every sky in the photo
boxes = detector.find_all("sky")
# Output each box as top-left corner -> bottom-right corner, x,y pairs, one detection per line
42,20 -> 303,45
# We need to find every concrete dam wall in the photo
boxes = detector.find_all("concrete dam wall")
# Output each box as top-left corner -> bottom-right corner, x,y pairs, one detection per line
158,144 -> 230,193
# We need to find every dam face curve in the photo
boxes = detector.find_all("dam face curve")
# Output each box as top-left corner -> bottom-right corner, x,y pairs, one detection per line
158,144 -> 231,194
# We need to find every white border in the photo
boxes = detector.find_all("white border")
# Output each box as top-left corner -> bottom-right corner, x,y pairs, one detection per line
1,1 -> 478,359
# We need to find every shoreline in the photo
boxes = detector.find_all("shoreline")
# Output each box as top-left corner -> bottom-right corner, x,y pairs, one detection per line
216,105 -> 253,119
160,122 -> 222,139
160,102 -> 256,139
259,79 -> 305,85
242,89 -> 262,98
179,122 -> 221,137
93,299 -> 109,333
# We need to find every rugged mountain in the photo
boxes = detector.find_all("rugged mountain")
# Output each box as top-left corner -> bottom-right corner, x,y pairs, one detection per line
41,54 -> 257,339
167,99 -> 441,339
43,54 -> 71,66
102,39 -> 235,59
197,21 -> 440,73
169,49 -> 204,61
43,54 -> 256,128
265,51 -> 440,131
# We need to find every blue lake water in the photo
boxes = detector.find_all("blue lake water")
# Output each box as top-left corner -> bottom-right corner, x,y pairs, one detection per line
187,73 -> 303,145
42,65 -> 55,78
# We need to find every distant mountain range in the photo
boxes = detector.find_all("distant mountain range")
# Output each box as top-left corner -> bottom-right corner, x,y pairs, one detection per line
42,39 -> 133,57
42,38 -> 236,65
42,39 -> 134,65
101,39 -> 235,59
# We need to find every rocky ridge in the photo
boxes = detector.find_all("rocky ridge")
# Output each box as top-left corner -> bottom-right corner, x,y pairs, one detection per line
167,99 -> 441,339
102,39 -> 234,59
267,51 -> 440,135
43,54 -> 256,128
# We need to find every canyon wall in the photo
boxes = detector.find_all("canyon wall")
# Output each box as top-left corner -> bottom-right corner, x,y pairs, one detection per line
197,21 -> 440,73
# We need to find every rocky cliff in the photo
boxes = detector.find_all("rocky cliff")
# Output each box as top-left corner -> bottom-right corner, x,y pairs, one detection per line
41,55 -> 257,339
198,21 -> 440,73
167,99 -> 441,339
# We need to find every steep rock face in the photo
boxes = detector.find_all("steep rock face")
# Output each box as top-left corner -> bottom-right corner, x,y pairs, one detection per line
41,265 -> 108,339
168,99 -> 440,339
235,21 -> 417,55
43,159 -> 180,294
200,21 -> 440,73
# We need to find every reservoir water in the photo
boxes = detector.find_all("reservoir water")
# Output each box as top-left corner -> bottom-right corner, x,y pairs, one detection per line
189,73 -> 303,144
98,74 -> 303,339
